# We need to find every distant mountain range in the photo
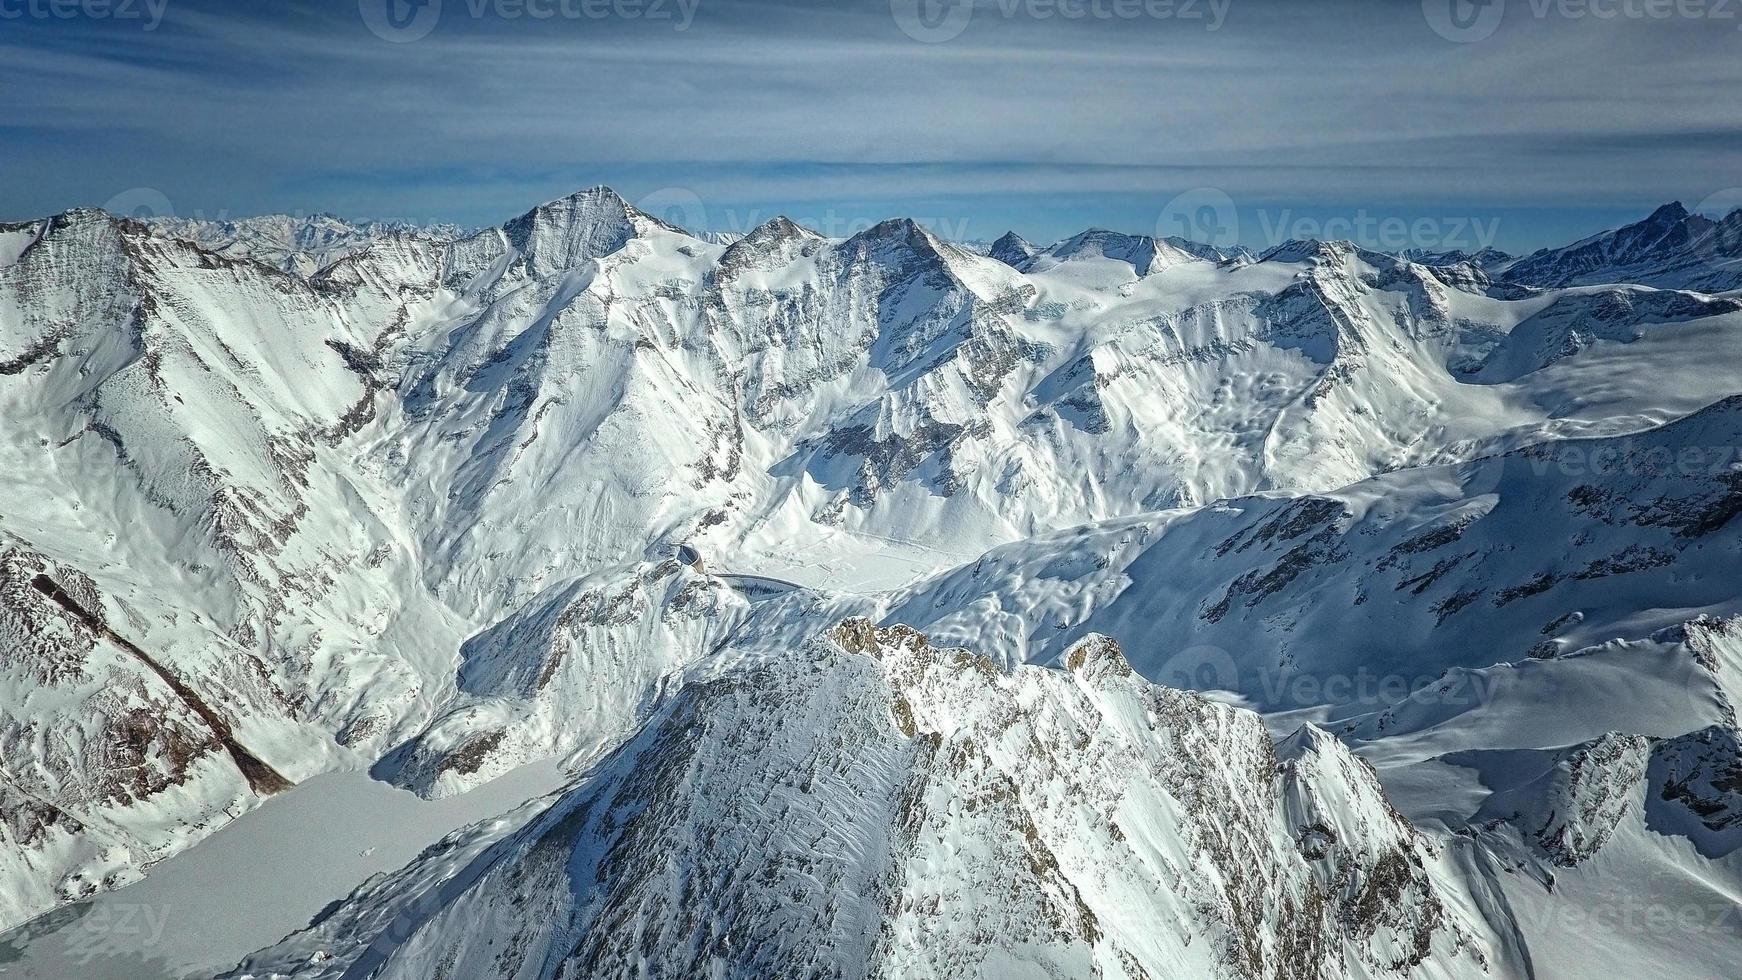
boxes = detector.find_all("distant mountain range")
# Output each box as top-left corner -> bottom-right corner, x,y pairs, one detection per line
1399,201 -> 1742,294
144,213 -> 472,277
130,196 -> 1742,295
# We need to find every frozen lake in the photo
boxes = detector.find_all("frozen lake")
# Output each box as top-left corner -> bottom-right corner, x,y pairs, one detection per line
0,761 -> 564,980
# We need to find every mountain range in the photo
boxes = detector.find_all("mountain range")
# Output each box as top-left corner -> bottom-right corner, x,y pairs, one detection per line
1,187 -> 1740,979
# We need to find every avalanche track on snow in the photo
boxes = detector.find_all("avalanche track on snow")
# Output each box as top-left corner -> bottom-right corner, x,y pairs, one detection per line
27,574 -> 293,797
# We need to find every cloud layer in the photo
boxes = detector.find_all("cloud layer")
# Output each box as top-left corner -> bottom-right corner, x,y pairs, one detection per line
3,0 -> 1739,250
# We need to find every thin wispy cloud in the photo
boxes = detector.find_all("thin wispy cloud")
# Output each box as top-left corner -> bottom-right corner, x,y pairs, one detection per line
4,0 -> 1739,249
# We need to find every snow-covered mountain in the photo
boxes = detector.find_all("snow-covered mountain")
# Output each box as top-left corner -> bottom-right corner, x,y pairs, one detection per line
145,213 -> 469,277
229,626 -> 1504,980
1,190 -> 1740,979
990,226 -> 1253,276
1400,246 -> 1513,269
986,229 -> 1039,266
1497,202 -> 1742,293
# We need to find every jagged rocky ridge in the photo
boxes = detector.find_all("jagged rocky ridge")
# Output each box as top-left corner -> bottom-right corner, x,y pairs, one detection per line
227,627 -> 1502,980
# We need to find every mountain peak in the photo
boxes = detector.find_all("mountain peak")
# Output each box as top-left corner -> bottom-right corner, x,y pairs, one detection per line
746,215 -> 812,241
988,230 -> 1036,268
495,185 -> 655,274
1257,238 -> 1338,264
55,206 -> 118,227
1038,228 -> 1162,274
1647,201 -> 1691,224
1274,723 -> 1340,762
547,184 -> 629,209
842,217 -> 947,258
1034,227 -> 1240,275
1056,227 -> 1136,250
511,185 -> 637,227
716,215 -> 823,271
1401,245 -> 1514,269
852,216 -> 928,240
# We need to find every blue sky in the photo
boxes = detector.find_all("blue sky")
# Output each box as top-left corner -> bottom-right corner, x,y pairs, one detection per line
4,0 -> 1740,253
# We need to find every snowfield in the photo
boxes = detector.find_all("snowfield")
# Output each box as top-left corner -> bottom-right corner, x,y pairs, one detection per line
1,189 -> 1740,979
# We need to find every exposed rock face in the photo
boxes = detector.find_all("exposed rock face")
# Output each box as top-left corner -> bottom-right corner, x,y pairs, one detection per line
986,230 -> 1037,268
0,541 -> 255,926
1457,732 -> 1652,868
1649,726 -> 1742,852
